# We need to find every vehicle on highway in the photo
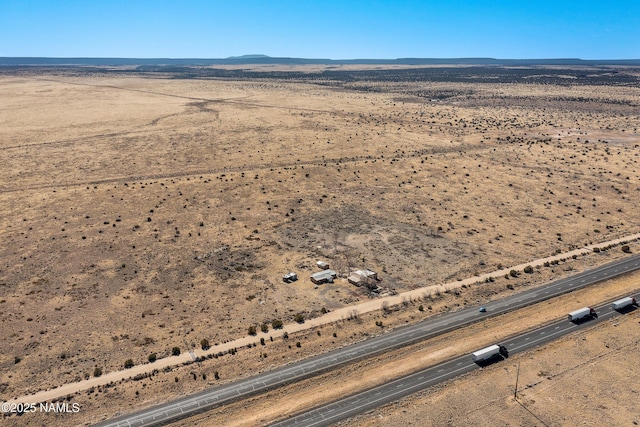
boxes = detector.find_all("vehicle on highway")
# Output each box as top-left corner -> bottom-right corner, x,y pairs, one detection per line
611,296 -> 637,311
567,307 -> 597,322
478,307 -> 487,313
471,344 -> 508,363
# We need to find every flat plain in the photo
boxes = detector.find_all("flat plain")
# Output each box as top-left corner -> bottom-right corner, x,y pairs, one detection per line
0,64 -> 639,426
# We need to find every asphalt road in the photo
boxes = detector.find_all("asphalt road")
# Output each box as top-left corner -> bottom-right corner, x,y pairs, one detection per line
93,253 -> 640,427
269,298 -> 637,427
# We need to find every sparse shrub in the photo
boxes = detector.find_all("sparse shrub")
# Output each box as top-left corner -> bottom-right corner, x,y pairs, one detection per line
283,332 -> 289,340
593,247 -> 601,253
214,371 -> 220,380
294,313 -> 305,324
509,269 -> 518,278
621,245 -> 631,253
172,346 -> 181,356
507,283 -> 514,290
14,356 -> 21,364
524,265 -> 534,274
148,353 -> 157,363
124,359 -> 134,369
248,325 -> 257,335
94,367 -> 103,377
201,338 -> 210,350
418,305 -> 424,312
261,323 -> 269,333
260,337 -> 265,346
296,342 -> 301,348
272,319 -> 283,329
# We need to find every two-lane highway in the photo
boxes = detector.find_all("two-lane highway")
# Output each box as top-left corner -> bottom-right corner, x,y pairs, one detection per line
269,298 -> 636,427
94,254 -> 640,427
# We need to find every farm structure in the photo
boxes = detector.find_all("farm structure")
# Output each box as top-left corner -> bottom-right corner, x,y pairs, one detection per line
348,269 -> 378,286
282,272 -> 298,283
310,269 -> 337,284
316,261 -> 330,270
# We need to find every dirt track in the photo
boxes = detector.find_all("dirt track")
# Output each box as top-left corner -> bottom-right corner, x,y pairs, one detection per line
9,232 -> 639,406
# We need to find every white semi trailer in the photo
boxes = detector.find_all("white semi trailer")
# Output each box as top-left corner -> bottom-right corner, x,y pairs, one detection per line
611,296 -> 637,310
471,344 -> 508,363
567,307 -> 597,322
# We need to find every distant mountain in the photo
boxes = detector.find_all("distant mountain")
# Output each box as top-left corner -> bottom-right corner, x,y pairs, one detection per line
1,56 -> 639,66
226,54 -> 271,59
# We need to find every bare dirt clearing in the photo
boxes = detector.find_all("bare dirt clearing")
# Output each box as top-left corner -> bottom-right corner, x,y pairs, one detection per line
1,65 -> 639,425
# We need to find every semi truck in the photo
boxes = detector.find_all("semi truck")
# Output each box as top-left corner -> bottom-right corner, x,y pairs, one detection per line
567,307 -> 597,322
611,296 -> 637,310
471,344 -> 509,363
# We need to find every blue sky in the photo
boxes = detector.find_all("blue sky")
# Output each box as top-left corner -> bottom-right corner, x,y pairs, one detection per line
1,0 -> 638,59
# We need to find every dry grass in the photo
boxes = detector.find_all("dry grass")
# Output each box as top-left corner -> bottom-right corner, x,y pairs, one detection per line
0,65 -> 639,425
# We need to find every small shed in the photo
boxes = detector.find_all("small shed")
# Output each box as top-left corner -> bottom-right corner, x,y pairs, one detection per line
316,261 -> 330,270
310,269 -> 337,284
283,272 -> 298,283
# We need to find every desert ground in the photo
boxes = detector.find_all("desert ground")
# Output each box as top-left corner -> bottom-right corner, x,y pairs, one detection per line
0,64 -> 639,425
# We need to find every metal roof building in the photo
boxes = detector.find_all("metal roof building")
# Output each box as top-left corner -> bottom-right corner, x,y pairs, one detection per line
310,269 -> 337,284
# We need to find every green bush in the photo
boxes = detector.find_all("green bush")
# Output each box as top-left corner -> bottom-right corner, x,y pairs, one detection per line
148,353 -> 157,363
124,359 -> 134,369
93,367 -> 103,377
172,346 -> 181,356
524,265 -> 534,274
272,319 -> 283,329
261,323 -> 269,333
248,325 -> 257,335
200,338 -> 210,350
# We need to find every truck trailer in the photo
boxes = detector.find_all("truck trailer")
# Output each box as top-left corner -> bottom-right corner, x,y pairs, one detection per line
611,296 -> 637,310
471,344 -> 508,363
567,307 -> 597,322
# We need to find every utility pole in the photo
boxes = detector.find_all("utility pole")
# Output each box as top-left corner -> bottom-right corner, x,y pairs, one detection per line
514,358 -> 521,400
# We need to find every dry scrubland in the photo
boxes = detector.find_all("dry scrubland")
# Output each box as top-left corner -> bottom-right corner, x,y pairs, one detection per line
0,65 -> 639,425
